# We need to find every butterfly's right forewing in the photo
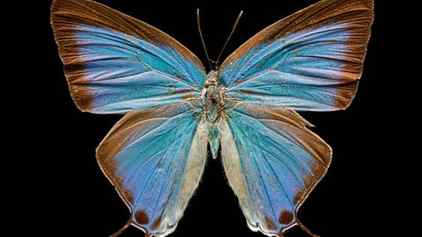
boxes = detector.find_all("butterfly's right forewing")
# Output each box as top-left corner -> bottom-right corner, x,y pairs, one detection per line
220,0 -> 374,111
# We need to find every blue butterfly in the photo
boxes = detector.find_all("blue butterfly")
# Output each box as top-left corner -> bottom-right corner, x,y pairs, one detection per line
51,0 -> 374,236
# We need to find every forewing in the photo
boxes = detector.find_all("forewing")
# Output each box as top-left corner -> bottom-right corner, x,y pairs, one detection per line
97,103 -> 208,236
221,103 -> 331,236
51,0 -> 206,113
220,0 -> 374,111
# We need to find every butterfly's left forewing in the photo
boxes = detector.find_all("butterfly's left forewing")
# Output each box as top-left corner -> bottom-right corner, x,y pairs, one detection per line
97,103 -> 208,236
51,0 -> 206,114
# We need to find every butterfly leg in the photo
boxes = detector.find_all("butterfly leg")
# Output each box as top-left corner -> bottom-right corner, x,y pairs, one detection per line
200,88 -> 211,120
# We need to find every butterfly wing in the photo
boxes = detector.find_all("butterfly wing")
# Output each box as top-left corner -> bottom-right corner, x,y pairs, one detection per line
220,0 -> 374,111
52,0 -> 210,235
97,103 -> 208,236
51,0 -> 206,113
219,0 -> 374,235
221,104 -> 331,236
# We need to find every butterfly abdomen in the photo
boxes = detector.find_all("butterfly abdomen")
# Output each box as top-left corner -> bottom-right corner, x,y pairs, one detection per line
200,70 -> 226,159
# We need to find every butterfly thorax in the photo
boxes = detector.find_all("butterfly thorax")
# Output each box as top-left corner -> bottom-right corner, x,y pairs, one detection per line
201,70 -> 225,159
201,70 -> 225,123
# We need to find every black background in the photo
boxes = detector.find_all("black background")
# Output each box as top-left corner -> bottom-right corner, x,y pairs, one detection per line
41,0 -> 388,236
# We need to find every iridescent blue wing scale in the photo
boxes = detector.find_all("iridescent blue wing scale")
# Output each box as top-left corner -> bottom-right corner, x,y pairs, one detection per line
221,104 -> 331,236
220,0 -> 374,111
51,0 -> 206,114
219,0 -> 374,236
97,103 -> 208,236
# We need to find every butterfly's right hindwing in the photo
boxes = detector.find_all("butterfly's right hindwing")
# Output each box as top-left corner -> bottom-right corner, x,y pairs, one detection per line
221,104 -> 331,236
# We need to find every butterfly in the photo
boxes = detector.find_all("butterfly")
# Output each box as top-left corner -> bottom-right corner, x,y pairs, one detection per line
51,0 -> 374,236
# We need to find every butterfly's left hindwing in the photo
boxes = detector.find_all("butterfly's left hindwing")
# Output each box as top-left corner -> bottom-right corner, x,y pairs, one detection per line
97,103 -> 208,236
51,0 -> 206,114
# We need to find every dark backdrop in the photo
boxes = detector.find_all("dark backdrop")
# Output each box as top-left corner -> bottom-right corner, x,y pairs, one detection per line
42,0 -> 387,236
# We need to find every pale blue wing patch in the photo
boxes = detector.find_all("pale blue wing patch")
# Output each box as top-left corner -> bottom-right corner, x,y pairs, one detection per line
220,104 -> 331,236
221,22 -> 360,111
73,25 -> 205,88
221,23 -> 354,86
51,0 -> 206,114
220,0 -> 374,111
226,69 -> 357,111
96,103 -> 208,237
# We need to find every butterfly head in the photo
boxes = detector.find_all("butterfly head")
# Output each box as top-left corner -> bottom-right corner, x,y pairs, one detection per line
204,70 -> 218,86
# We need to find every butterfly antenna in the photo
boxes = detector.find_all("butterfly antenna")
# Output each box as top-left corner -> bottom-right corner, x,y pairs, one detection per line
110,219 -> 132,237
196,9 -> 213,71
297,220 -> 320,237
215,10 -> 244,68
